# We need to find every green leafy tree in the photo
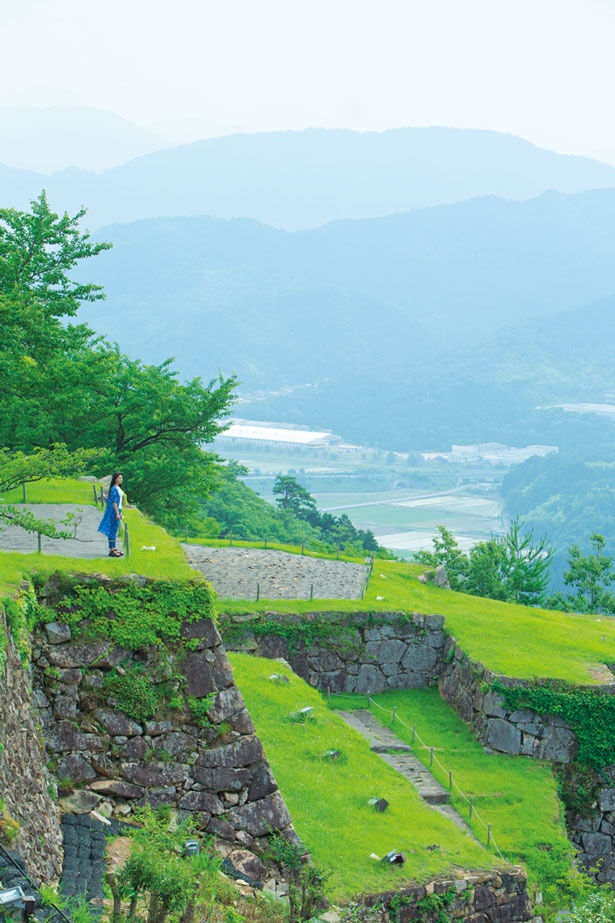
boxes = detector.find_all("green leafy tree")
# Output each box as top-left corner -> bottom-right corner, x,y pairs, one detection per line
200,463 -> 319,543
0,444 -> 104,494
417,520 -> 552,604
272,474 -> 387,555
0,195 -> 236,531
0,444 -> 105,538
78,348 -> 236,529
466,538 -> 507,600
273,475 -> 319,521
414,526 -> 469,590
268,832 -> 328,923
110,808 -> 222,923
0,190 -> 111,316
563,533 -> 615,613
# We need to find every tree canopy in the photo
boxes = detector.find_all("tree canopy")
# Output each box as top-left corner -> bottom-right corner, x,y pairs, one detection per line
562,533 -> 615,614
0,193 -> 236,530
415,519 -> 552,606
0,190 -> 111,315
272,474 -> 384,555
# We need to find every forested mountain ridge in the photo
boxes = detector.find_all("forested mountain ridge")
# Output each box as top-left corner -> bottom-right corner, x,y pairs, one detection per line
79,188 -> 615,396
244,294 -> 615,451
3,125 -> 615,229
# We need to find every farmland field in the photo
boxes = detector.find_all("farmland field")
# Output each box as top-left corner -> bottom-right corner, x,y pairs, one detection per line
217,437 -> 506,556
314,486 -> 503,554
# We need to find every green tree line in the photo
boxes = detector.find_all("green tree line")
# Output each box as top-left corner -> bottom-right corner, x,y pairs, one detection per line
416,522 -> 615,614
0,192 -> 234,530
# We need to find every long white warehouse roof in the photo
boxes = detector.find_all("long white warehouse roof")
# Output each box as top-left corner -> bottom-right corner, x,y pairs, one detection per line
220,423 -> 333,445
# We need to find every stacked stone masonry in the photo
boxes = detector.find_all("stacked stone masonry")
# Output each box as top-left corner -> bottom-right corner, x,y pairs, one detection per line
221,611 -> 449,694
31,612 -> 297,854
0,608 -> 63,883
366,868 -> 532,922
567,770 -> 615,886
1,590 -> 540,922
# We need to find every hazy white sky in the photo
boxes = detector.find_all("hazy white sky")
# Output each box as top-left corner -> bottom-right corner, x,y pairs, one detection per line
2,0 -> 615,155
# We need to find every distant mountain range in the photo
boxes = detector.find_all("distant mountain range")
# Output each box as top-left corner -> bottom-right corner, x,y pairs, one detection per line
79,186 -> 615,393
4,115 -> 615,451
3,123 -> 615,229
0,106 -> 170,173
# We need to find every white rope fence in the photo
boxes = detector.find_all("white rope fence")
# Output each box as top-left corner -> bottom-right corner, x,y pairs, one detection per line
328,690 -> 506,861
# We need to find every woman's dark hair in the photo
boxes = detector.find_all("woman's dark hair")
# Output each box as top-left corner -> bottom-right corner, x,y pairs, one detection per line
110,472 -> 123,487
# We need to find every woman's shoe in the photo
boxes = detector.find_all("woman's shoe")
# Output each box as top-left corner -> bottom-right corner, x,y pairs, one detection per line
109,549 -> 123,557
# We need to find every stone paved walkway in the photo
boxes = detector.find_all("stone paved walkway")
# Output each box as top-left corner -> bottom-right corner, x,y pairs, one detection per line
0,505 -> 369,601
338,710 -> 477,839
182,545 -> 368,600
0,504 -> 117,559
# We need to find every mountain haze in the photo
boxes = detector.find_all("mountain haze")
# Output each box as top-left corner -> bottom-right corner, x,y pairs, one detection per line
81,187 -> 615,390
3,126 -> 615,229
0,106 -> 169,172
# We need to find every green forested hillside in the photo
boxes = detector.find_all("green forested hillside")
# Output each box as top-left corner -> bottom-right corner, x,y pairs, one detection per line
81,192 -> 615,391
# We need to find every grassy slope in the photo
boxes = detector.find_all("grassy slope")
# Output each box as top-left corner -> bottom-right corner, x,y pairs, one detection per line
218,555 -> 615,686
363,688 -> 572,907
6,482 -> 614,685
229,652 -> 494,898
367,562 -> 615,685
0,479 -> 195,594
0,479 -> 598,906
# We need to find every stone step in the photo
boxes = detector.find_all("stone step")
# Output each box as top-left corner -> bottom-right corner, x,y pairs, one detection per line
337,709 -> 478,839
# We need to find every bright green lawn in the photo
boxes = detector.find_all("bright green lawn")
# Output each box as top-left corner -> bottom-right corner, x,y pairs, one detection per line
366,562 -> 615,685
0,481 -> 196,594
354,688 -> 573,908
1,477 -> 98,505
229,653 -> 494,898
219,557 -> 615,686
3,480 -> 614,686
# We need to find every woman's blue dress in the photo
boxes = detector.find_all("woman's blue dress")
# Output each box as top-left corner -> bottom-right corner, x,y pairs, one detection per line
98,485 -> 122,539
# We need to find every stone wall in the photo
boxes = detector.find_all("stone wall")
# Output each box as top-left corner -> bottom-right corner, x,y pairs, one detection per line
221,611 -> 450,693
437,646 -> 582,763
31,607 -> 297,855
565,766 -> 615,886
0,608 -> 63,882
224,609 -> 607,766
365,867 -> 532,923
221,608 -> 615,889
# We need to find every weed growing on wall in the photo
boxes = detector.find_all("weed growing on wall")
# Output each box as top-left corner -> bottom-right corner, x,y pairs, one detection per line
492,680 -> 615,769
41,575 -> 215,649
2,585 -> 41,664
221,613 -> 360,655
186,694 -> 215,728
103,666 -> 160,723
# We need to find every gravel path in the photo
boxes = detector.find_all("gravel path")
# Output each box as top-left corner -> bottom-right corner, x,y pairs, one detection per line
182,545 -> 369,600
0,505 -> 120,559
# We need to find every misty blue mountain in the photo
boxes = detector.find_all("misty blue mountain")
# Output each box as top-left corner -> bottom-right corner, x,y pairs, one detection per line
0,106 -> 169,173
79,187 -> 615,395
2,120 -> 614,583
3,125 -> 615,229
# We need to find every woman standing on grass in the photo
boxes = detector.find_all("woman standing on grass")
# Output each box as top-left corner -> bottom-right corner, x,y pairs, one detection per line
98,472 -> 125,557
